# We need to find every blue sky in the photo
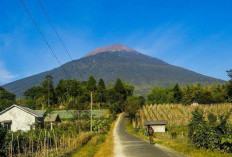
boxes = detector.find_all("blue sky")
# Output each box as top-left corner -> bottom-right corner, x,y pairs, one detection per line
1,0 -> 232,85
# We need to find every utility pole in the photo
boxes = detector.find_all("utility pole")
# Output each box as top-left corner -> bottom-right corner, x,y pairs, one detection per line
90,91 -> 93,132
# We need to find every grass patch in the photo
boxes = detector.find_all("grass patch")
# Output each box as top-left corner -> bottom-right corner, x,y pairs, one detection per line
70,134 -> 106,157
69,115 -> 116,157
93,116 -> 117,157
126,118 -> 232,157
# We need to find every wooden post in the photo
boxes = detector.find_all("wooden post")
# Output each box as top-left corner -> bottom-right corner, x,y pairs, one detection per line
90,91 -> 93,132
50,122 -> 53,130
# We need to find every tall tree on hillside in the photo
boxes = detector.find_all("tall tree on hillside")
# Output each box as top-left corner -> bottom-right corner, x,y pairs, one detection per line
96,78 -> 106,105
87,75 -> 97,92
41,75 -> 56,108
87,75 -> 97,132
114,78 -> 126,97
98,78 -> 106,91
173,83 -> 183,103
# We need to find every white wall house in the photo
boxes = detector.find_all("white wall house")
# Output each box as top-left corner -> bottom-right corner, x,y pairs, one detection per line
144,120 -> 167,132
0,104 -> 45,132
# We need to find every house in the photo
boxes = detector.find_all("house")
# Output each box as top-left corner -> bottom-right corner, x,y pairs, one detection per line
144,120 -> 167,132
0,104 -> 46,132
44,113 -> 61,130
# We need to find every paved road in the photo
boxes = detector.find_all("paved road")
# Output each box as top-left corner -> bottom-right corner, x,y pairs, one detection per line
114,113 -> 186,157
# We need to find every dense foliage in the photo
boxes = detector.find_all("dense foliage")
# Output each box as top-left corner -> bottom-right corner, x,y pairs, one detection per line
188,108 -> 232,152
0,87 -> 16,111
0,124 -> 7,156
15,75 -> 144,120
148,82 -> 232,105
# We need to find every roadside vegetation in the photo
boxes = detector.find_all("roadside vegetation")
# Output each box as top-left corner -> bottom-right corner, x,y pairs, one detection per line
125,70 -> 232,156
0,74 -> 142,156
70,115 -> 116,157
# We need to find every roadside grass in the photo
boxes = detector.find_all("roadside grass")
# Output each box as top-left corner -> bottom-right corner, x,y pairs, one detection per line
70,134 -> 105,157
126,119 -> 232,157
94,118 -> 116,157
69,115 -> 116,157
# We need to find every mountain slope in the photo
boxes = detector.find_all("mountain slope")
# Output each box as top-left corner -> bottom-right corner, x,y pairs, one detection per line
3,44 -> 224,96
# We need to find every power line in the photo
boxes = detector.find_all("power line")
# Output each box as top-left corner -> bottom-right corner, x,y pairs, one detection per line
19,0 -> 71,78
37,0 -> 73,61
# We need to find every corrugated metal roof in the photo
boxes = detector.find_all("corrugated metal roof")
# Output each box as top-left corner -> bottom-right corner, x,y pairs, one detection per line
144,120 -> 167,126
51,110 -> 108,119
44,113 -> 60,122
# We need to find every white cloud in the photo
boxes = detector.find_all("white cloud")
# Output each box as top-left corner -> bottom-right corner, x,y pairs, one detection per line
0,62 -> 16,85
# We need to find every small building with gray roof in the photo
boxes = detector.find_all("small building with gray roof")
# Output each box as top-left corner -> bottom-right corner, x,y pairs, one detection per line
144,120 -> 167,132
0,104 -> 46,132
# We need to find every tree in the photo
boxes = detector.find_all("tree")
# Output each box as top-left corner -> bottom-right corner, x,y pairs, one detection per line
123,83 -> 134,97
173,83 -> 182,103
125,96 -> 140,121
87,75 -> 97,92
147,86 -> 168,104
96,78 -> 106,104
0,87 -> 16,111
188,108 -> 206,147
41,75 -> 56,108
55,79 -> 83,107
227,69 -> 232,81
0,87 -> 15,101
23,86 -> 43,109
24,86 -> 43,100
114,78 -> 126,97
98,78 -> 106,92
138,96 -> 146,107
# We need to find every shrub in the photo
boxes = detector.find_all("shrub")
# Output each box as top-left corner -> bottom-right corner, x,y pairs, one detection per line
171,132 -> 177,139
188,108 -> 232,152
0,124 -> 7,155
208,113 -> 217,124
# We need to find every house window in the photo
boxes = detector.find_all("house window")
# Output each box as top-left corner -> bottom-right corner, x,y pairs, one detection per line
2,120 -> 12,130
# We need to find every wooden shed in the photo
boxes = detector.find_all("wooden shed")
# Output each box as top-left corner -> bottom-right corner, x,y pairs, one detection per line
144,121 -> 167,132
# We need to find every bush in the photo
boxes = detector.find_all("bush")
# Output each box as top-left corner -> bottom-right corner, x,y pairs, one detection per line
188,108 -> 232,152
0,124 -> 7,155
208,113 -> 217,124
171,132 -> 177,139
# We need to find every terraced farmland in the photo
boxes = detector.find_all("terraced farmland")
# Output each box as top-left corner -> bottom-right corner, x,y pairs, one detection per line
139,104 -> 232,127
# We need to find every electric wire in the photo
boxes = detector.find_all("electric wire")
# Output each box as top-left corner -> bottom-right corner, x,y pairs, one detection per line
19,0 -> 72,78
37,0 -> 73,61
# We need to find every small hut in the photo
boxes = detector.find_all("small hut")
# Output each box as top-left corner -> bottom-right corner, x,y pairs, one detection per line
44,113 -> 61,130
144,121 -> 167,132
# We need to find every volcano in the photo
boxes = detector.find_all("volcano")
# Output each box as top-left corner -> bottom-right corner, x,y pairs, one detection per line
3,44 -> 223,96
